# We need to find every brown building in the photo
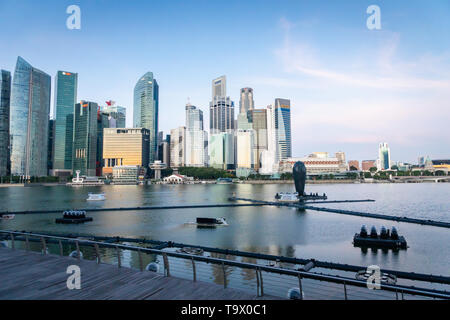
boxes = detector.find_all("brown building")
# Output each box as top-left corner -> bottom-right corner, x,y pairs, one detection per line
348,160 -> 360,171
362,160 -> 376,171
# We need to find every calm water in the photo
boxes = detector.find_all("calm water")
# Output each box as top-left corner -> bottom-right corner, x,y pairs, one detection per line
0,183 -> 449,278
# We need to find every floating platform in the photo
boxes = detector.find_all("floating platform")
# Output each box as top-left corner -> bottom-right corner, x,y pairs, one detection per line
353,234 -> 407,249
55,217 -> 93,224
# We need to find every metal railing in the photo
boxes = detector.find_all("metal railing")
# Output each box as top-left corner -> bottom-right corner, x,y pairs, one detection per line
1,230 -> 449,300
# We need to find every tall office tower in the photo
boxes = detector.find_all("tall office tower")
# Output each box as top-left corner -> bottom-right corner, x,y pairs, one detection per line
260,104 -> 277,174
170,126 -> 186,168
53,71 -> 77,174
208,132 -> 234,170
185,103 -> 207,167
10,57 -> 51,177
378,142 -> 391,170
47,119 -> 55,174
96,110 -> 110,176
210,97 -> 235,134
239,88 -> 254,114
0,70 -> 11,177
133,72 -> 159,163
72,101 -> 98,176
102,100 -> 126,128
162,134 -> 171,166
248,109 -> 268,171
102,128 -> 150,175
274,98 -> 292,161
236,130 -> 255,177
212,76 -> 226,98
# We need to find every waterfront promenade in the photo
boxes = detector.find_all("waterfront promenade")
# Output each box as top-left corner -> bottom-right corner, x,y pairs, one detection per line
0,247 -> 277,300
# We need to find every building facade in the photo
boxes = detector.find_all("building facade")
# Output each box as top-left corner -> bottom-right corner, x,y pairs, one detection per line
239,88 -> 254,114
361,160 -> 376,171
170,126 -> 186,168
377,142 -> 391,170
279,153 -> 347,175
236,130 -> 255,177
72,101 -> 98,176
102,128 -> 150,175
274,98 -> 292,161
53,71 -> 77,173
185,103 -> 208,167
248,109 -> 267,171
0,70 -> 11,177
209,132 -> 234,170
348,160 -> 360,171
133,72 -> 159,163
10,57 -> 51,177
102,101 -> 126,128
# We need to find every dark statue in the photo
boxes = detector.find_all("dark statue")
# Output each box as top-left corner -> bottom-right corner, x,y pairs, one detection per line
293,161 -> 306,196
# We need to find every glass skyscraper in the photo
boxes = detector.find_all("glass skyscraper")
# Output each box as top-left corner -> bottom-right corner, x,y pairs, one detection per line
0,70 -> 11,177
10,57 -> 51,177
53,71 -> 78,172
274,98 -> 292,161
133,72 -> 159,163
239,88 -> 254,114
72,101 -> 98,176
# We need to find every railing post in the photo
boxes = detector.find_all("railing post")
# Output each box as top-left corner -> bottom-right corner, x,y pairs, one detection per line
191,256 -> 196,282
256,269 -> 260,297
75,240 -> 80,260
10,233 -> 14,250
343,281 -> 348,300
259,269 -> 264,297
138,248 -> 143,271
25,234 -> 30,251
298,274 -> 303,300
395,289 -> 399,300
94,243 -> 101,264
58,240 -> 63,256
222,261 -> 227,289
41,237 -> 47,255
116,246 -> 121,268
162,253 -> 170,277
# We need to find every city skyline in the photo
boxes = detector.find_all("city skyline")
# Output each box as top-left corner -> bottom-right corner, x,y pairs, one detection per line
0,1 -> 449,163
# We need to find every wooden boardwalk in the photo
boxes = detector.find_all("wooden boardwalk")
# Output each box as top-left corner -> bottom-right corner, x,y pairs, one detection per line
0,248 -> 278,300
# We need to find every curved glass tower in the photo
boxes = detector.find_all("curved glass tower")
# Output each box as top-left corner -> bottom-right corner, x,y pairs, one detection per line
133,72 -> 159,163
274,98 -> 292,161
10,57 -> 51,177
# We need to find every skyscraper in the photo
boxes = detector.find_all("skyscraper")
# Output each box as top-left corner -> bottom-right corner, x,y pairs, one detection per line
248,109 -> 268,170
133,72 -> 159,163
185,103 -> 207,167
212,76 -> 226,98
239,88 -> 254,114
10,57 -> 51,177
53,71 -> 77,173
170,126 -> 186,168
102,100 -> 126,128
274,98 -> 292,161
72,101 -> 98,176
0,70 -> 11,177
378,142 -> 391,170
209,132 -> 234,170
259,104 -> 277,174
97,109 -> 110,176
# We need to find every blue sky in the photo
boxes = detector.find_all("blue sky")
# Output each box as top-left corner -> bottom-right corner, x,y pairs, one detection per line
0,0 -> 449,163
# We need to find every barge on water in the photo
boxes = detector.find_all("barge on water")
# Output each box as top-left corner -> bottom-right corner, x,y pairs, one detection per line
55,211 -> 93,224
353,225 -> 407,249
194,217 -> 228,228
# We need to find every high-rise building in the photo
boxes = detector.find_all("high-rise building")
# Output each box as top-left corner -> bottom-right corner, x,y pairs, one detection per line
377,142 -> 391,170
170,126 -> 186,168
208,132 -> 234,170
53,71 -> 77,173
72,101 -> 98,176
236,130 -> 255,177
212,76 -> 226,98
210,96 -> 235,134
361,160 -> 376,171
248,109 -> 267,170
102,100 -> 126,128
0,70 -> 11,177
274,98 -> 292,161
239,88 -> 254,114
133,72 -> 159,163
185,103 -> 207,167
102,128 -> 150,175
10,57 -> 51,177
348,160 -> 360,171
96,110 -> 110,176
47,119 -> 55,174
259,104 -> 277,174
162,134 -> 171,166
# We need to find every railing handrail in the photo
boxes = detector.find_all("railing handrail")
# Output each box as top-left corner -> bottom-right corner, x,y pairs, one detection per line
1,230 -> 449,300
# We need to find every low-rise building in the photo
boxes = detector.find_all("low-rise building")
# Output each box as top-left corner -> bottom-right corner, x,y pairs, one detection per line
279,152 -> 347,175
112,165 -> 139,184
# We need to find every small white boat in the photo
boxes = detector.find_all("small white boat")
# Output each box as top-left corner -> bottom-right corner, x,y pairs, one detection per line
275,192 -> 299,202
0,214 -> 15,220
87,193 -> 105,201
